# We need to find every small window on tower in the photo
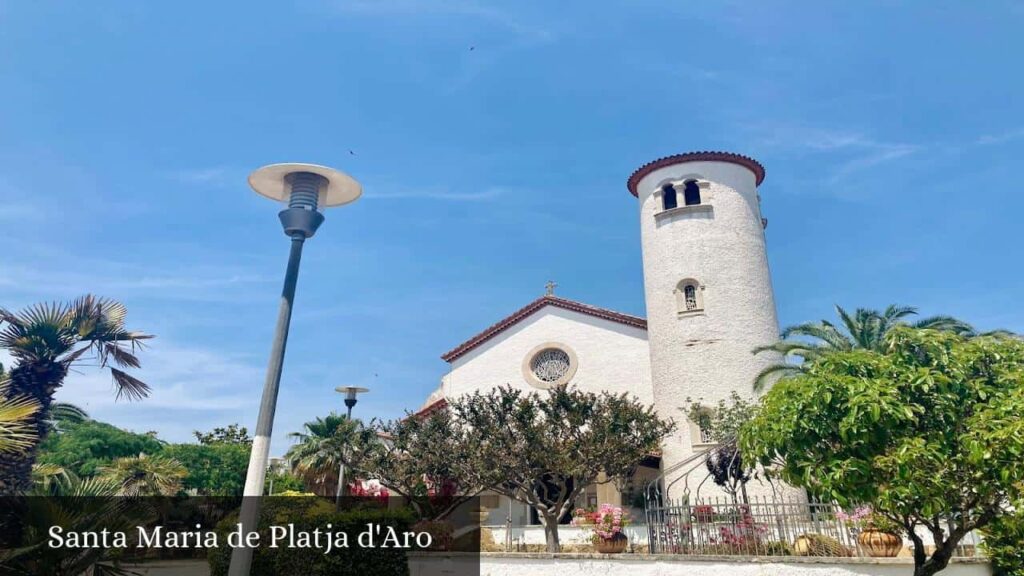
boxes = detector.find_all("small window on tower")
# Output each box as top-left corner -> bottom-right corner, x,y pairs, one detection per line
683,180 -> 701,206
694,410 -> 716,445
684,285 -> 698,310
661,184 -> 678,210
675,279 -> 704,314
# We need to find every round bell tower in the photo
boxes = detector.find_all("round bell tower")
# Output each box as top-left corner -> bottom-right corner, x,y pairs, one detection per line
627,151 -> 781,496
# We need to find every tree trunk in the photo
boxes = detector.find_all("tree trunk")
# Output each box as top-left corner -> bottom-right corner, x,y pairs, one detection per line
0,361 -> 64,496
912,530 -> 966,576
541,513 -> 561,552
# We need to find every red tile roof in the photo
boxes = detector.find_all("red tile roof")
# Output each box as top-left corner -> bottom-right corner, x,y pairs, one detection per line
411,397 -> 448,419
440,295 -> 647,362
626,151 -> 766,196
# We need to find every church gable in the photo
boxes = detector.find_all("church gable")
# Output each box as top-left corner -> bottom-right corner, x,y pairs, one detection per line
439,296 -> 653,405
441,295 -> 647,363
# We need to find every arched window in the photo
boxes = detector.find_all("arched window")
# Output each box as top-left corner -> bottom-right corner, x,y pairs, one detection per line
697,412 -> 715,444
683,285 -> 698,311
690,408 -> 716,446
683,180 -> 701,206
661,184 -> 677,210
675,279 -> 704,314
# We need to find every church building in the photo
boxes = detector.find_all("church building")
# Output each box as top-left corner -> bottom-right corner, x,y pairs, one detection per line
414,151 -> 783,525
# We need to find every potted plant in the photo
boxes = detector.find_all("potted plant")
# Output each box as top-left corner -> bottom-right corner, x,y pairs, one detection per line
837,506 -> 903,557
572,504 -> 632,553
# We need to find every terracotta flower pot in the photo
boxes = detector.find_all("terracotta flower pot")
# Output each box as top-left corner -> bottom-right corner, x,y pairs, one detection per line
858,530 -> 902,557
595,533 -> 628,554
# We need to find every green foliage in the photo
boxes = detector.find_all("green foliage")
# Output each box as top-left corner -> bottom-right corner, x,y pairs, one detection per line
345,408 -> 479,521
753,304 -> 977,391
793,533 -> 852,557
164,442 -> 250,496
207,498 -> 414,576
742,327 -> 1024,575
0,476 -> 153,575
265,470 -> 306,494
452,385 -> 675,552
36,419 -> 165,477
98,453 -> 187,496
684,391 -> 760,499
0,296 -> 152,494
0,381 -> 38,454
982,508 -> 1024,576
285,413 -> 363,496
194,423 -> 251,445
684,390 -> 759,444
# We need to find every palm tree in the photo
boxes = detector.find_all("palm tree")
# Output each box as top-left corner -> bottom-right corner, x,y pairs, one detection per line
0,382 -> 38,455
1,475 -> 151,575
0,295 -> 152,495
285,413 -> 362,496
98,453 -> 187,497
752,304 -> 975,391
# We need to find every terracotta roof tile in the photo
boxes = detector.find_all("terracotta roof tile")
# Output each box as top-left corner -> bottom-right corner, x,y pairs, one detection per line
441,295 -> 646,362
626,151 -> 765,196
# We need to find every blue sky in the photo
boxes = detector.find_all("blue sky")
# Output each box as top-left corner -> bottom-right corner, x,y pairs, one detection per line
2,1 -> 1022,455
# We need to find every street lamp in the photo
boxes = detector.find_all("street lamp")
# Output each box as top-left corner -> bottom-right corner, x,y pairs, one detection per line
228,163 -> 361,576
334,386 -> 369,503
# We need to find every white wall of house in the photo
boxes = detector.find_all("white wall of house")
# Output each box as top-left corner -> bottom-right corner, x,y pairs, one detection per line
441,306 -> 652,405
409,556 -> 991,576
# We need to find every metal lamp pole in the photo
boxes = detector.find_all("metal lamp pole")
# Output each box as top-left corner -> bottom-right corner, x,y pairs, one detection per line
334,386 -> 369,504
228,163 -> 362,576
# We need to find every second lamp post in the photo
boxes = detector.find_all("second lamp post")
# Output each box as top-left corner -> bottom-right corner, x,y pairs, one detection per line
334,385 -> 368,503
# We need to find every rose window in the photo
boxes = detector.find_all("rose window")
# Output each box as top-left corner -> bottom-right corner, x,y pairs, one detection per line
530,348 -> 572,383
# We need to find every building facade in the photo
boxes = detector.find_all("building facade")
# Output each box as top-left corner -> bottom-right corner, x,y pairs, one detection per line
416,151 -> 784,524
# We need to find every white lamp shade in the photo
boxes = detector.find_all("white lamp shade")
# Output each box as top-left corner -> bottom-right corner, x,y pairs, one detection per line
248,163 -> 362,208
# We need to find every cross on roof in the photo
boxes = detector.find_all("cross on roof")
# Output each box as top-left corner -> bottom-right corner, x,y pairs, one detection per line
545,280 -> 557,296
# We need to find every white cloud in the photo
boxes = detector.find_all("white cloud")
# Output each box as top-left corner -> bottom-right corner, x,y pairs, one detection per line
976,127 -> 1024,146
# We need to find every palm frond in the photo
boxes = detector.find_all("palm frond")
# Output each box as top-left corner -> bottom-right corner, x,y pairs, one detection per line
881,304 -> 918,322
913,315 -> 974,334
0,385 -> 40,454
110,368 -> 151,401
49,402 -> 89,424
752,363 -> 804,392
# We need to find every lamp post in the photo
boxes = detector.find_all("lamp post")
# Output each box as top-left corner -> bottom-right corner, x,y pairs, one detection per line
334,386 -> 369,503
228,163 -> 361,576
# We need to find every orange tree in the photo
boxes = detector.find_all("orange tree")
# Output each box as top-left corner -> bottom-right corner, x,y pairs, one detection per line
741,327 -> 1024,576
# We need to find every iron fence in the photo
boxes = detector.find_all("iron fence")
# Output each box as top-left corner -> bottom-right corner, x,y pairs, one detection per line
645,495 -> 982,557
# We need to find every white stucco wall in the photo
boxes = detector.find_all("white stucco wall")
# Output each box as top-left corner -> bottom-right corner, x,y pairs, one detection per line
441,306 -> 652,406
634,159 -> 783,499
435,555 -> 992,576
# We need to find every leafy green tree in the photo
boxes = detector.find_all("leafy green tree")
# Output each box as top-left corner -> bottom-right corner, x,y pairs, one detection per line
981,502 -> 1024,576
285,413 -> 362,496
741,327 -> 1024,576
452,385 -> 674,552
36,419 -> 165,477
0,296 -> 152,494
753,304 -> 974,390
264,470 -> 306,495
98,453 -> 187,497
164,442 -> 250,495
193,423 -> 251,445
344,408 -> 482,521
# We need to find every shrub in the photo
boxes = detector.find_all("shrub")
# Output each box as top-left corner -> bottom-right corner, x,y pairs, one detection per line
792,533 -> 853,557
207,497 -> 415,576
982,510 -> 1024,576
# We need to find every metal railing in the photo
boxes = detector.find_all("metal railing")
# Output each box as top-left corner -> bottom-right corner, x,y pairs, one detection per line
645,495 -> 983,557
